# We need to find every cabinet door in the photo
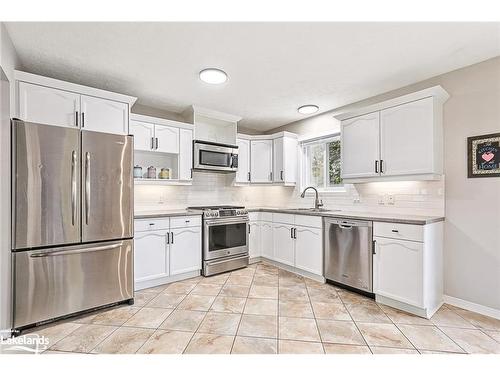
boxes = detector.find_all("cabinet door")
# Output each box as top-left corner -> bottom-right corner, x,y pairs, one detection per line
250,140 -> 273,183
380,97 -> 434,176
283,137 -> 298,184
273,223 -> 295,266
341,112 -> 380,178
236,138 -> 250,183
130,120 -> 154,151
273,137 -> 284,182
134,230 -> 169,283
179,128 -> 193,180
170,226 -> 201,275
155,125 -> 179,154
81,95 -> 128,135
295,226 -> 322,275
249,221 -> 261,259
18,82 -> 80,128
260,222 -> 274,260
373,237 -> 424,307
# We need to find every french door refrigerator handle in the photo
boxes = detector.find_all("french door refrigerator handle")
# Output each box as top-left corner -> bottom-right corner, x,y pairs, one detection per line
71,150 -> 77,226
85,152 -> 91,225
29,243 -> 122,258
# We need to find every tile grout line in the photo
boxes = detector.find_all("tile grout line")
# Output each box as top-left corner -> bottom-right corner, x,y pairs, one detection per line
303,279 -> 325,354
229,267 -> 255,353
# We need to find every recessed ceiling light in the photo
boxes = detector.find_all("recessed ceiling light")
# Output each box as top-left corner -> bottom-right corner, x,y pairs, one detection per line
297,105 -> 319,115
199,68 -> 228,84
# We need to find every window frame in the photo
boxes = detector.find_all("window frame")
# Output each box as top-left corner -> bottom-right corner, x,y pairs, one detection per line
300,132 -> 345,193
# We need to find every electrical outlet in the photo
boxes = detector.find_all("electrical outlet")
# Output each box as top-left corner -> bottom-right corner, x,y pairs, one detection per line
387,195 -> 395,205
353,197 -> 361,204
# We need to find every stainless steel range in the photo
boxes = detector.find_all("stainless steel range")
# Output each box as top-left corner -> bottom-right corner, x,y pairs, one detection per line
187,205 -> 249,276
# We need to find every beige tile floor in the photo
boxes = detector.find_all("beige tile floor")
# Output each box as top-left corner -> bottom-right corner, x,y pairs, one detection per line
15,262 -> 500,354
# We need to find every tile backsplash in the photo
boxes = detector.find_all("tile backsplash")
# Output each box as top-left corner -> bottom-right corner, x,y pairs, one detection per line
135,172 -> 445,217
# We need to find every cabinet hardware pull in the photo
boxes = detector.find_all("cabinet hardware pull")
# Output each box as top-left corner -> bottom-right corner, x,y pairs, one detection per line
75,111 -> 79,127
248,225 -> 251,234
380,159 -> 384,173
248,172 -> 251,181
149,223 -> 155,226
151,137 -> 154,150
290,228 -> 293,238
375,160 -> 379,173
81,112 -> 85,127
171,232 -> 174,244
372,240 -> 376,254
391,229 -> 399,233
270,172 -> 273,181
293,227 -> 297,239
166,232 -> 170,245
280,170 -> 283,181
155,137 -> 159,150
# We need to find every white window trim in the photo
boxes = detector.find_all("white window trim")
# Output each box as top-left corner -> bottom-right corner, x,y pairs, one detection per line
299,132 -> 346,194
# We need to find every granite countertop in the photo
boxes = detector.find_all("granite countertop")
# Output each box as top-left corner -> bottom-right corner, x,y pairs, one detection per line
134,209 -> 202,219
247,207 -> 444,225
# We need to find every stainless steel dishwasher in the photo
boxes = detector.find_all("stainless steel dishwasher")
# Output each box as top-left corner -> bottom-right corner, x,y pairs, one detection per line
324,218 -> 373,293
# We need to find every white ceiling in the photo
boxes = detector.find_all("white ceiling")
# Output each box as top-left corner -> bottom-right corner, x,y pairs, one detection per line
6,22 -> 500,131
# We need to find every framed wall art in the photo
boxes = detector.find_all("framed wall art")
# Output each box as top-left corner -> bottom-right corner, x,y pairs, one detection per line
467,132 -> 500,178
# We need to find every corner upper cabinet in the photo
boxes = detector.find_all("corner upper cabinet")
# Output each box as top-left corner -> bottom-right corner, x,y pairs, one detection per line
15,71 -> 136,135
273,134 -> 298,185
250,139 -> 273,183
18,82 -> 80,128
80,95 -> 129,135
236,138 -> 250,183
341,112 -> 380,179
337,86 -> 448,182
179,128 -> 193,181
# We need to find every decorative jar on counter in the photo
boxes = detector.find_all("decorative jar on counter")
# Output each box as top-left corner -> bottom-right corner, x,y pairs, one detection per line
159,168 -> 170,179
133,165 -> 143,179
147,166 -> 157,179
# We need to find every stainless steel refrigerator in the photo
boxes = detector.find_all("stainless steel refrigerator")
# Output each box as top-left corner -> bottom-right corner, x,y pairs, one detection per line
11,120 -> 134,329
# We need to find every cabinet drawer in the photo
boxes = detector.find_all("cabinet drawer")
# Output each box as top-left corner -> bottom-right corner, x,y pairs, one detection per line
249,212 -> 260,221
295,215 -> 322,229
273,213 -> 294,225
373,221 -> 423,242
170,215 -> 201,229
261,212 -> 273,222
135,218 -> 170,232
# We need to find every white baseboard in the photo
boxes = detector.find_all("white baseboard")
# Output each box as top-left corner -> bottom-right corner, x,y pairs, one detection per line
443,295 -> 500,320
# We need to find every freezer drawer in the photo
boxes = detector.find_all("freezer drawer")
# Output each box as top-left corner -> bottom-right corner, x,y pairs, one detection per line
14,240 -> 133,328
324,218 -> 373,292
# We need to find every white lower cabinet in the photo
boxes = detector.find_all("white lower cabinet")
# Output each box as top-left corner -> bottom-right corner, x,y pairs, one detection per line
260,222 -> 274,260
248,221 -> 261,259
373,221 -> 443,318
273,223 -> 295,266
294,226 -> 323,275
170,226 -> 202,275
134,215 -> 202,290
256,212 -> 323,277
134,230 -> 169,282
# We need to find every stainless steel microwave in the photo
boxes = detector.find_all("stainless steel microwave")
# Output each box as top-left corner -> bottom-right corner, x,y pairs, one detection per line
193,140 -> 239,173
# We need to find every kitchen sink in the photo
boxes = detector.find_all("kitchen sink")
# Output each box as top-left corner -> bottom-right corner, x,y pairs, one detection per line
285,208 -> 340,213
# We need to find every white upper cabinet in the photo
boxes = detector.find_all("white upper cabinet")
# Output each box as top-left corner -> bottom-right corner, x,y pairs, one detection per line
155,125 -> 179,154
273,137 -> 284,182
341,112 -> 380,179
236,138 -> 250,183
18,82 -> 80,128
179,128 -> 193,180
250,139 -> 273,183
336,86 -> 448,182
380,97 -> 436,176
130,120 -> 155,151
80,95 -> 129,135
273,135 -> 298,184
15,71 -> 136,135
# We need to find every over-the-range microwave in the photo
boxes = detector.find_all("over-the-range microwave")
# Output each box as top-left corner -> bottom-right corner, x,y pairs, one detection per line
193,140 -> 238,173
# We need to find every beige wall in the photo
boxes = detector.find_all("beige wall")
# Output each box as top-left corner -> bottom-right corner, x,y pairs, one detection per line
270,56 -> 500,311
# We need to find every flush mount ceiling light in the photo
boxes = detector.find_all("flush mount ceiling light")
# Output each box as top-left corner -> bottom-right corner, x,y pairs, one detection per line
297,104 -> 319,115
199,68 -> 228,84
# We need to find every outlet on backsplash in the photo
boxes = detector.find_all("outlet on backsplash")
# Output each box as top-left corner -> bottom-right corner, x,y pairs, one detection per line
387,194 -> 395,205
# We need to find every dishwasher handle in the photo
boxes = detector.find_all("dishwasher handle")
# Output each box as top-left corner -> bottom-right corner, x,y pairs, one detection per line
324,218 -> 373,228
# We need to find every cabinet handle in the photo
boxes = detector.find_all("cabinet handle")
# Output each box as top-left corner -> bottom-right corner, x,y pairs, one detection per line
375,160 -> 379,174
290,228 -> 293,238
391,229 -> 399,233
155,137 -> 159,150
75,111 -> 79,127
171,232 -> 174,244
280,170 -> 283,181
248,225 -> 251,234
372,240 -> 376,254
247,172 -> 251,181
166,232 -> 170,245
81,112 -> 85,128
294,228 -> 297,239
270,172 -> 273,181
380,159 -> 384,173
151,137 -> 154,150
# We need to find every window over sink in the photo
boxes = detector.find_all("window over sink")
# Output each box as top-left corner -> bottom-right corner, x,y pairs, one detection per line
301,134 -> 344,191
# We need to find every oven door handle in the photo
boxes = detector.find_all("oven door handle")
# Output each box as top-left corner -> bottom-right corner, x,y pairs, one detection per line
205,217 -> 249,226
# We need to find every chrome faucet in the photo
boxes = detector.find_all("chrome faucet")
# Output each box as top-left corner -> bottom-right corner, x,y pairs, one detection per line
300,186 -> 324,209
